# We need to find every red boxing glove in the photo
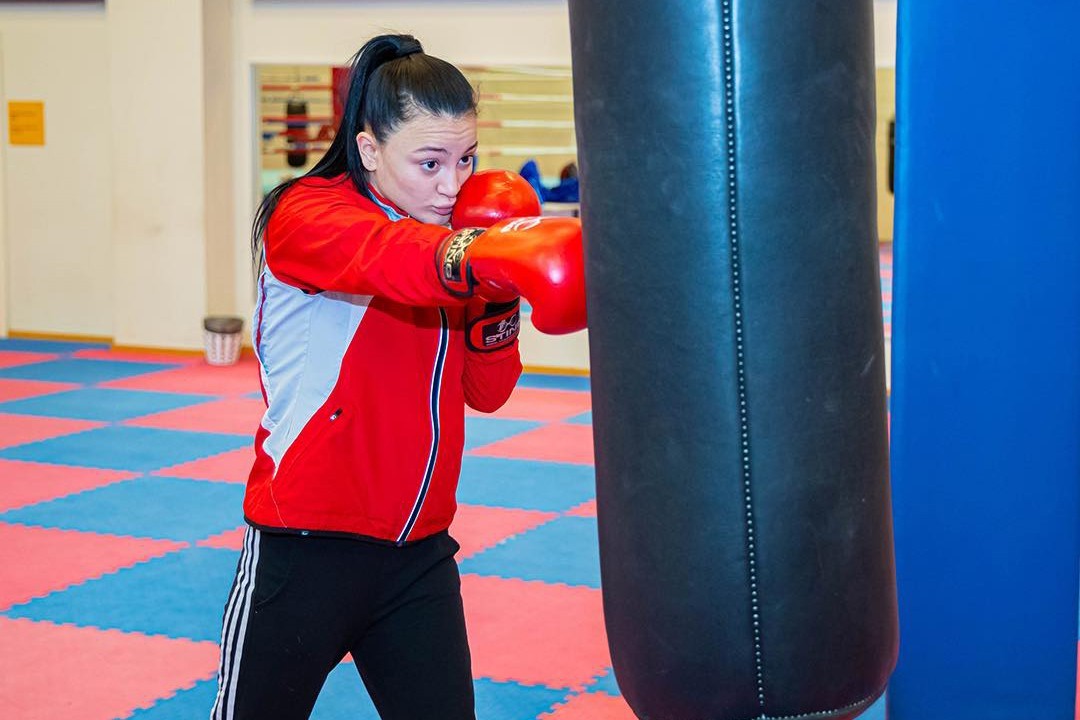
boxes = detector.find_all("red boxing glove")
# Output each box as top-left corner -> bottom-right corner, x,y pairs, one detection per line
437,217 -> 586,335
451,169 -> 541,230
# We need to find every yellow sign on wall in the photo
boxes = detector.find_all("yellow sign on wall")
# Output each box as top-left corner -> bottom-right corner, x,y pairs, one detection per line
8,101 -> 45,146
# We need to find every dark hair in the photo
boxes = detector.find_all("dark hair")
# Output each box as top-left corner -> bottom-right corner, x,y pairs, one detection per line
251,34 -> 478,265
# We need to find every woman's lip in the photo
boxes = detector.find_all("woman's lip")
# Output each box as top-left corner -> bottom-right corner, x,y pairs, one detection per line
433,207 -> 453,215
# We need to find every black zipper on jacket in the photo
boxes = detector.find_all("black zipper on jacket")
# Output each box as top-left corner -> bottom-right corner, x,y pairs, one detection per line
396,308 -> 450,545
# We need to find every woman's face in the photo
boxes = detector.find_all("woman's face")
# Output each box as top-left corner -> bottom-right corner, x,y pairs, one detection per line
357,111 -> 477,226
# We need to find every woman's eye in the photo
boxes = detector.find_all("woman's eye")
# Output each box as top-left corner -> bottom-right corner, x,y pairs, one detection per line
422,160 -> 438,171
459,155 -> 474,166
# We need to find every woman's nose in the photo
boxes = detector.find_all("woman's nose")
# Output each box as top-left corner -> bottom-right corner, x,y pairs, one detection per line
440,171 -> 463,198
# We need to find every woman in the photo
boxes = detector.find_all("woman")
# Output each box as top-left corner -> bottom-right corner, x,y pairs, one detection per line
210,34 -> 579,719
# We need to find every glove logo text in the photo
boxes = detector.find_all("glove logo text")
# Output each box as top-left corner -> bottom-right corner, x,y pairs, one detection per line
499,218 -> 542,233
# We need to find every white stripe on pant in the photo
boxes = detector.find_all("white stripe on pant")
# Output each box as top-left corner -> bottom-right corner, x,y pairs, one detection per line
211,527 -> 261,720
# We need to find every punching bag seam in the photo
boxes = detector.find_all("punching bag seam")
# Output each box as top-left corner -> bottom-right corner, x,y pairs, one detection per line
750,687 -> 886,720
719,0 -> 767,712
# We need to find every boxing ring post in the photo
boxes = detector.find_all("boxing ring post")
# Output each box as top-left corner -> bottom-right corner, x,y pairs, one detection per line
568,1 -> 897,718
887,3 -> 1080,718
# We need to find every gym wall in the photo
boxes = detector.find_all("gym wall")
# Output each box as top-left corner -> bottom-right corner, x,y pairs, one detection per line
0,0 -> 898,372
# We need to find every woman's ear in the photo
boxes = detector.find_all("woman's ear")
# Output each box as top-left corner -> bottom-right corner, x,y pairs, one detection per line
356,132 -> 379,172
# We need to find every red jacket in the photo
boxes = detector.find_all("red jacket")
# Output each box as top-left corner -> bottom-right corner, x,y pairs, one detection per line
244,175 -> 522,544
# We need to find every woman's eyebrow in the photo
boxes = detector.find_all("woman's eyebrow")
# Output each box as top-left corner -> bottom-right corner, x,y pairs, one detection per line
413,142 -> 478,155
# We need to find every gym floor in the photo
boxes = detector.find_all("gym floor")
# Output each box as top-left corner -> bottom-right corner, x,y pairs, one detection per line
0,247 -> 894,719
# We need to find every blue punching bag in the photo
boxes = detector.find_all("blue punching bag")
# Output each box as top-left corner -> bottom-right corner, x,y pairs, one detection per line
888,2 -> 1080,718
568,1 -> 898,718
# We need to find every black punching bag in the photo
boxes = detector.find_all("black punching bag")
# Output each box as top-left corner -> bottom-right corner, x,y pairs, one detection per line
285,98 -> 309,168
568,1 -> 898,719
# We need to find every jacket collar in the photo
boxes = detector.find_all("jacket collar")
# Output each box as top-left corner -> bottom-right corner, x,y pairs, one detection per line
366,184 -> 409,221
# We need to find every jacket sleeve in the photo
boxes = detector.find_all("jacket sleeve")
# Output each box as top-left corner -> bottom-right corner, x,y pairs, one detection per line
265,181 -> 461,306
462,303 -> 523,413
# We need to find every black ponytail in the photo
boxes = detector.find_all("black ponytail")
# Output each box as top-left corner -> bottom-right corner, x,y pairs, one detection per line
251,34 -> 477,267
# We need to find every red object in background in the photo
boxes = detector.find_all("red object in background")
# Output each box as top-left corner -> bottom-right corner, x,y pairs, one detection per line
332,66 -> 349,130
451,169 -> 542,230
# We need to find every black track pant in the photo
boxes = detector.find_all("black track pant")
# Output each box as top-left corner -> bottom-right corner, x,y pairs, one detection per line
210,527 -> 474,719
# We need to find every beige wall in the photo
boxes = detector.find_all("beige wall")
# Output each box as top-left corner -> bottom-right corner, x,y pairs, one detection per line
876,68 -> 896,242
0,5 -> 112,338
204,0 -> 237,317
0,0 -> 897,366
875,1 -> 897,243
108,0 -> 208,349
875,0 -> 898,68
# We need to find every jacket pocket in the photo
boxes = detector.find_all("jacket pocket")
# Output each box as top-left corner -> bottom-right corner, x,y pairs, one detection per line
273,405 -> 347,483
